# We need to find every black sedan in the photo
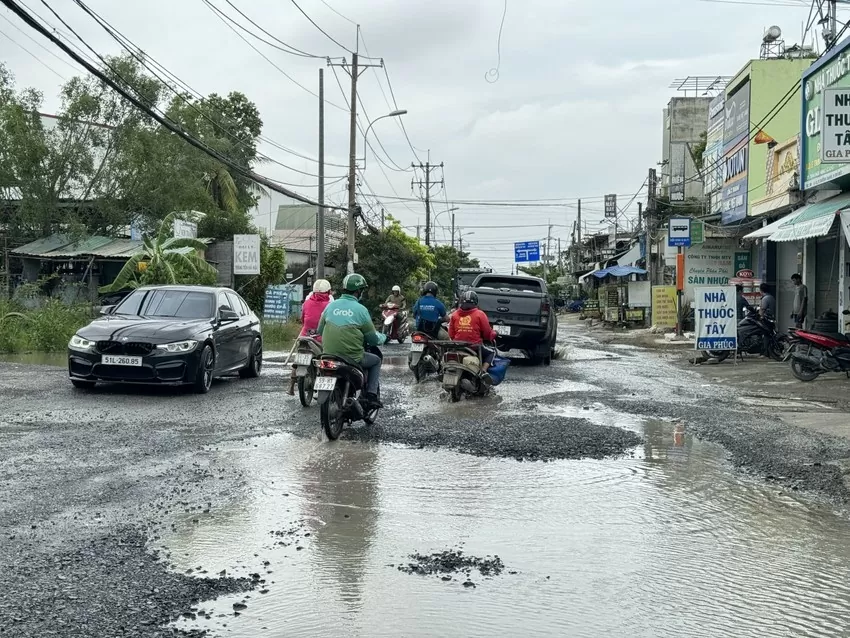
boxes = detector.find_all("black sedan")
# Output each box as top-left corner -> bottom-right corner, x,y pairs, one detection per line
68,285 -> 262,393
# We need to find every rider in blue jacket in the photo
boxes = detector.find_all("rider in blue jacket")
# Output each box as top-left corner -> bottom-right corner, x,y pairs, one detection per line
412,281 -> 448,339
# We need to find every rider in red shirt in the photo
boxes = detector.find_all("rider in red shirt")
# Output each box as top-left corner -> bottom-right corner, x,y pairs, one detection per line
448,290 -> 497,374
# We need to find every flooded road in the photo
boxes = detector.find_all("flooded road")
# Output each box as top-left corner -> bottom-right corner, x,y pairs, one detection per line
5,323 -> 850,637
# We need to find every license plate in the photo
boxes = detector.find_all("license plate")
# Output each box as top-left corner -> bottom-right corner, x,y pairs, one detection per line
314,376 -> 337,391
410,343 -> 425,352
101,355 -> 142,366
295,353 -> 313,366
494,325 -> 511,336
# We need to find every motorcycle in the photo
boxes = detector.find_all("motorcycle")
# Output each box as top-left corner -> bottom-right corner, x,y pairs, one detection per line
707,307 -> 786,362
408,331 -> 444,383
314,346 -> 382,440
786,310 -> 850,381
292,332 -> 322,407
440,341 -> 509,402
380,303 -> 410,343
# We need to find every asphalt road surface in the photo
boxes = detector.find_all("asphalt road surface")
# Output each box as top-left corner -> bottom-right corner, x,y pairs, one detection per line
4,323 -> 850,637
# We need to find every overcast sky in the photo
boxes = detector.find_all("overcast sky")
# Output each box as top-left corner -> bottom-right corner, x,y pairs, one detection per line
0,0 -> 833,271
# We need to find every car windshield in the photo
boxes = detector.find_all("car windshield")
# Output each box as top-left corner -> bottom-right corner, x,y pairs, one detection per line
475,277 -> 543,293
114,289 -> 215,319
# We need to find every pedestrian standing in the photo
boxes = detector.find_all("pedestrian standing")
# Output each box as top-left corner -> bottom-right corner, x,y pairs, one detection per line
791,273 -> 808,329
759,283 -> 776,322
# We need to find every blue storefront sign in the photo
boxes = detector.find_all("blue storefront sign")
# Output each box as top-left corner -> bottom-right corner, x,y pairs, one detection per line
514,240 -> 540,263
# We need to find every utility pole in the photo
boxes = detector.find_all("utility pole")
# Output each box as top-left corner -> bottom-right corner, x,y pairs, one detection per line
451,212 -> 455,250
328,52 -> 382,273
577,199 -> 582,274
647,168 -> 657,286
381,207 -> 385,230
416,224 -> 421,242
411,158 -> 443,247
317,68 -> 325,279
543,222 -> 552,281
558,237 -> 562,273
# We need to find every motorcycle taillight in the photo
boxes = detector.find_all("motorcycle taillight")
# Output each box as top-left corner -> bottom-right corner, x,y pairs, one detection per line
316,360 -> 339,369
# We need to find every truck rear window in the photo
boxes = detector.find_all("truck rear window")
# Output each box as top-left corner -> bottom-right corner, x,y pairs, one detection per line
475,277 -> 542,293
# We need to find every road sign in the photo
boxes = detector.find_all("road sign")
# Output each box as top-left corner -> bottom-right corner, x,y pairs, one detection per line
668,217 -> 692,247
514,240 -> 540,263
604,194 -> 617,219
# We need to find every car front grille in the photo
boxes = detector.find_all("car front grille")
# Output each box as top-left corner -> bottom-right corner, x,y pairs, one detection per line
96,341 -> 155,356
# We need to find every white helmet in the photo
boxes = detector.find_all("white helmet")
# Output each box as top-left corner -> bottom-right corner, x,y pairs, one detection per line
313,279 -> 331,293
392,285 -> 401,293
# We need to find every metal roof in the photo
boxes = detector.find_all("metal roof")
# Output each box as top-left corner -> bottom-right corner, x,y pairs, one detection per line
11,234 -> 210,259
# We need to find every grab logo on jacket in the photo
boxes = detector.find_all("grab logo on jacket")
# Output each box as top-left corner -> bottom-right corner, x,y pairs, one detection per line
332,308 -> 355,318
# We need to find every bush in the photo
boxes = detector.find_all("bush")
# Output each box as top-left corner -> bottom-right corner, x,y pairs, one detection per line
0,299 -> 94,353
262,320 -> 300,351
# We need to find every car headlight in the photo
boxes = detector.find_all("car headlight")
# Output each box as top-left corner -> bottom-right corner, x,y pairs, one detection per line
69,334 -> 96,351
156,339 -> 199,353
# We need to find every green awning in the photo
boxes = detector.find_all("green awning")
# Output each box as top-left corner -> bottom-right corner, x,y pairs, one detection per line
768,192 -> 850,242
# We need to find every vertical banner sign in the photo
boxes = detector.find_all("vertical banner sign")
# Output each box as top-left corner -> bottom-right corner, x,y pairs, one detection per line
821,87 -> 850,163
694,285 -> 738,351
651,286 -> 678,328
604,194 -> 617,219
233,234 -> 261,275
668,217 -> 692,247
721,81 -> 751,224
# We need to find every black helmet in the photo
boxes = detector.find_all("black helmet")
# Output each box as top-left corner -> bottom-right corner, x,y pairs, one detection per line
422,281 -> 438,295
460,290 -> 478,310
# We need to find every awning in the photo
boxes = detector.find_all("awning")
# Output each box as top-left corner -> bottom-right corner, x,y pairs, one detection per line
591,265 -> 647,279
578,269 -> 600,284
766,192 -> 850,242
742,209 -> 803,240
617,243 -> 642,267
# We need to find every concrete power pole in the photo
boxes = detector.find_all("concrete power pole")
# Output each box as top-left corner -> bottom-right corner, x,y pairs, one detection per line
412,159 -> 443,247
647,168 -> 657,286
317,68 -> 325,279
451,212 -> 455,250
577,199 -> 582,274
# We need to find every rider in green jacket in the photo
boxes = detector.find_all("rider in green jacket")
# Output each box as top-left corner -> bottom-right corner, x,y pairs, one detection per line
317,273 -> 387,406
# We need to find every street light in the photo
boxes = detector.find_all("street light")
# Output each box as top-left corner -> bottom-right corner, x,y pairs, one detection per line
433,205 -> 460,247
458,231 -> 474,254
361,109 -> 408,169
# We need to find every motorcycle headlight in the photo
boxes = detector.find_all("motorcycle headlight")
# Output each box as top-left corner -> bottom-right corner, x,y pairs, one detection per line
69,334 -> 96,351
156,339 -> 199,353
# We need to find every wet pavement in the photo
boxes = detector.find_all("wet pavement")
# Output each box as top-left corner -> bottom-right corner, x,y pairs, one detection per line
4,324 -> 850,636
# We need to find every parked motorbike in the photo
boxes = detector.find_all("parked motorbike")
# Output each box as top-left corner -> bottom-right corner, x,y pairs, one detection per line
292,333 -> 322,407
408,331 -> 444,382
786,310 -> 850,381
380,303 -> 410,343
707,307 -> 786,362
314,346 -> 382,440
440,341 -> 509,402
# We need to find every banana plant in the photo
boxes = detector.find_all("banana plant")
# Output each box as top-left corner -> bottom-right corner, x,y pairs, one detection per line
99,212 -> 217,293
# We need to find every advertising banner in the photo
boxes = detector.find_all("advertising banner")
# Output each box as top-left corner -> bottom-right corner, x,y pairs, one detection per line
704,94 -> 726,197
694,286 -> 738,351
263,285 -> 292,321
821,87 -> 850,163
604,194 -> 618,219
723,81 -> 751,151
684,239 -> 736,302
651,286 -> 678,328
721,137 -> 748,224
173,219 -> 197,239
233,234 -> 261,275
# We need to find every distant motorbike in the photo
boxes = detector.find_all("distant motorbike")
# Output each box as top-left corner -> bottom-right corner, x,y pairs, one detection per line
408,331 -> 444,382
380,303 -> 410,343
440,341 -> 509,402
292,332 -> 322,407
314,346 -> 382,440
707,307 -> 786,362
785,310 -> 850,381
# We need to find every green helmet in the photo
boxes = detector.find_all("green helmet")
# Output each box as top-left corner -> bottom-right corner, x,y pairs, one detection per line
342,273 -> 368,292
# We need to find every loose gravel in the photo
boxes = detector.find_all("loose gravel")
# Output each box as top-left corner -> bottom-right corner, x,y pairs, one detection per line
396,548 -> 509,587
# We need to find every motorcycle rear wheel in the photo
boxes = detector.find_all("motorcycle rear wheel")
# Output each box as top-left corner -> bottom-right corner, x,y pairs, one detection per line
320,386 -> 346,440
707,350 -> 731,362
298,369 -> 315,407
790,358 -> 820,382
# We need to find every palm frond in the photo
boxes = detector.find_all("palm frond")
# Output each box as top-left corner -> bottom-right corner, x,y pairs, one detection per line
156,211 -> 178,245
99,254 -> 144,293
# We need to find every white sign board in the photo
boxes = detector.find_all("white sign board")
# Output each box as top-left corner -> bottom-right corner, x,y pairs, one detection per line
694,285 -> 738,351
233,234 -> 261,275
668,217 -> 691,247
822,87 -> 850,163
173,219 -> 198,239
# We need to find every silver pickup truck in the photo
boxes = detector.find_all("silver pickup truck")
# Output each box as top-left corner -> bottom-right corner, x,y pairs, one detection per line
470,274 -> 558,365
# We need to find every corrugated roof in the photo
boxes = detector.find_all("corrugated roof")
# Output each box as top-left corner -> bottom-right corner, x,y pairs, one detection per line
13,234 -> 140,258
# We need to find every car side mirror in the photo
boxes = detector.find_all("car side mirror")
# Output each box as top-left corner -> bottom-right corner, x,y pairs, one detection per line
219,308 -> 239,323
100,305 -> 114,315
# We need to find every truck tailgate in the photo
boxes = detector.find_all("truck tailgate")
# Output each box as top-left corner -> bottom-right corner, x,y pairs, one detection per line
475,289 -> 543,327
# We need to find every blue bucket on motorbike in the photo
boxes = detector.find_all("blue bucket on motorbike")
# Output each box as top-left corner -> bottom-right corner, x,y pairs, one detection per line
488,356 -> 510,386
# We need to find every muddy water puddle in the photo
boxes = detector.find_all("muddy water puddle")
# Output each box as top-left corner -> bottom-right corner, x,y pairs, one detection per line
165,423 -> 850,637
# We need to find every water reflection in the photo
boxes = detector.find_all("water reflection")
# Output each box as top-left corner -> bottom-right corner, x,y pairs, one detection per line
0,351 -> 66,366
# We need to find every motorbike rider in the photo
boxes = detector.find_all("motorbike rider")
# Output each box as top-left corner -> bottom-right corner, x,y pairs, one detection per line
385,285 -> 407,310
412,281 -> 449,339
448,290 -> 497,381
318,273 -> 387,408
288,279 -> 333,395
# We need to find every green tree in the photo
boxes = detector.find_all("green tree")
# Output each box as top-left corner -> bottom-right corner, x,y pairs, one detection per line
326,222 -> 434,314
99,212 -> 217,292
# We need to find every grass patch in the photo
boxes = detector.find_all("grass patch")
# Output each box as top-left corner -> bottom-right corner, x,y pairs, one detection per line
262,320 -> 301,351
0,299 -> 94,354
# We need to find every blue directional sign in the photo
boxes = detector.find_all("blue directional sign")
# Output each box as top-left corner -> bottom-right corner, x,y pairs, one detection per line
514,240 -> 540,263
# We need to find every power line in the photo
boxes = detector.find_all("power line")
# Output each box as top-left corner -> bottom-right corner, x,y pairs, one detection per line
485,0 -> 508,83
318,0 -> 357,25
219,0 -> 328,59
288,0 -> 378,59
0,11 -> 80,72
1,0 -> 341,210
0,24 -> 66,80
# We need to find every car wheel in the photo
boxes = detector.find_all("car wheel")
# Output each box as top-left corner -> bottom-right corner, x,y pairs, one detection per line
71,379 -> 95,390
240,338 -> 263,379
193,345 -> 214,394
